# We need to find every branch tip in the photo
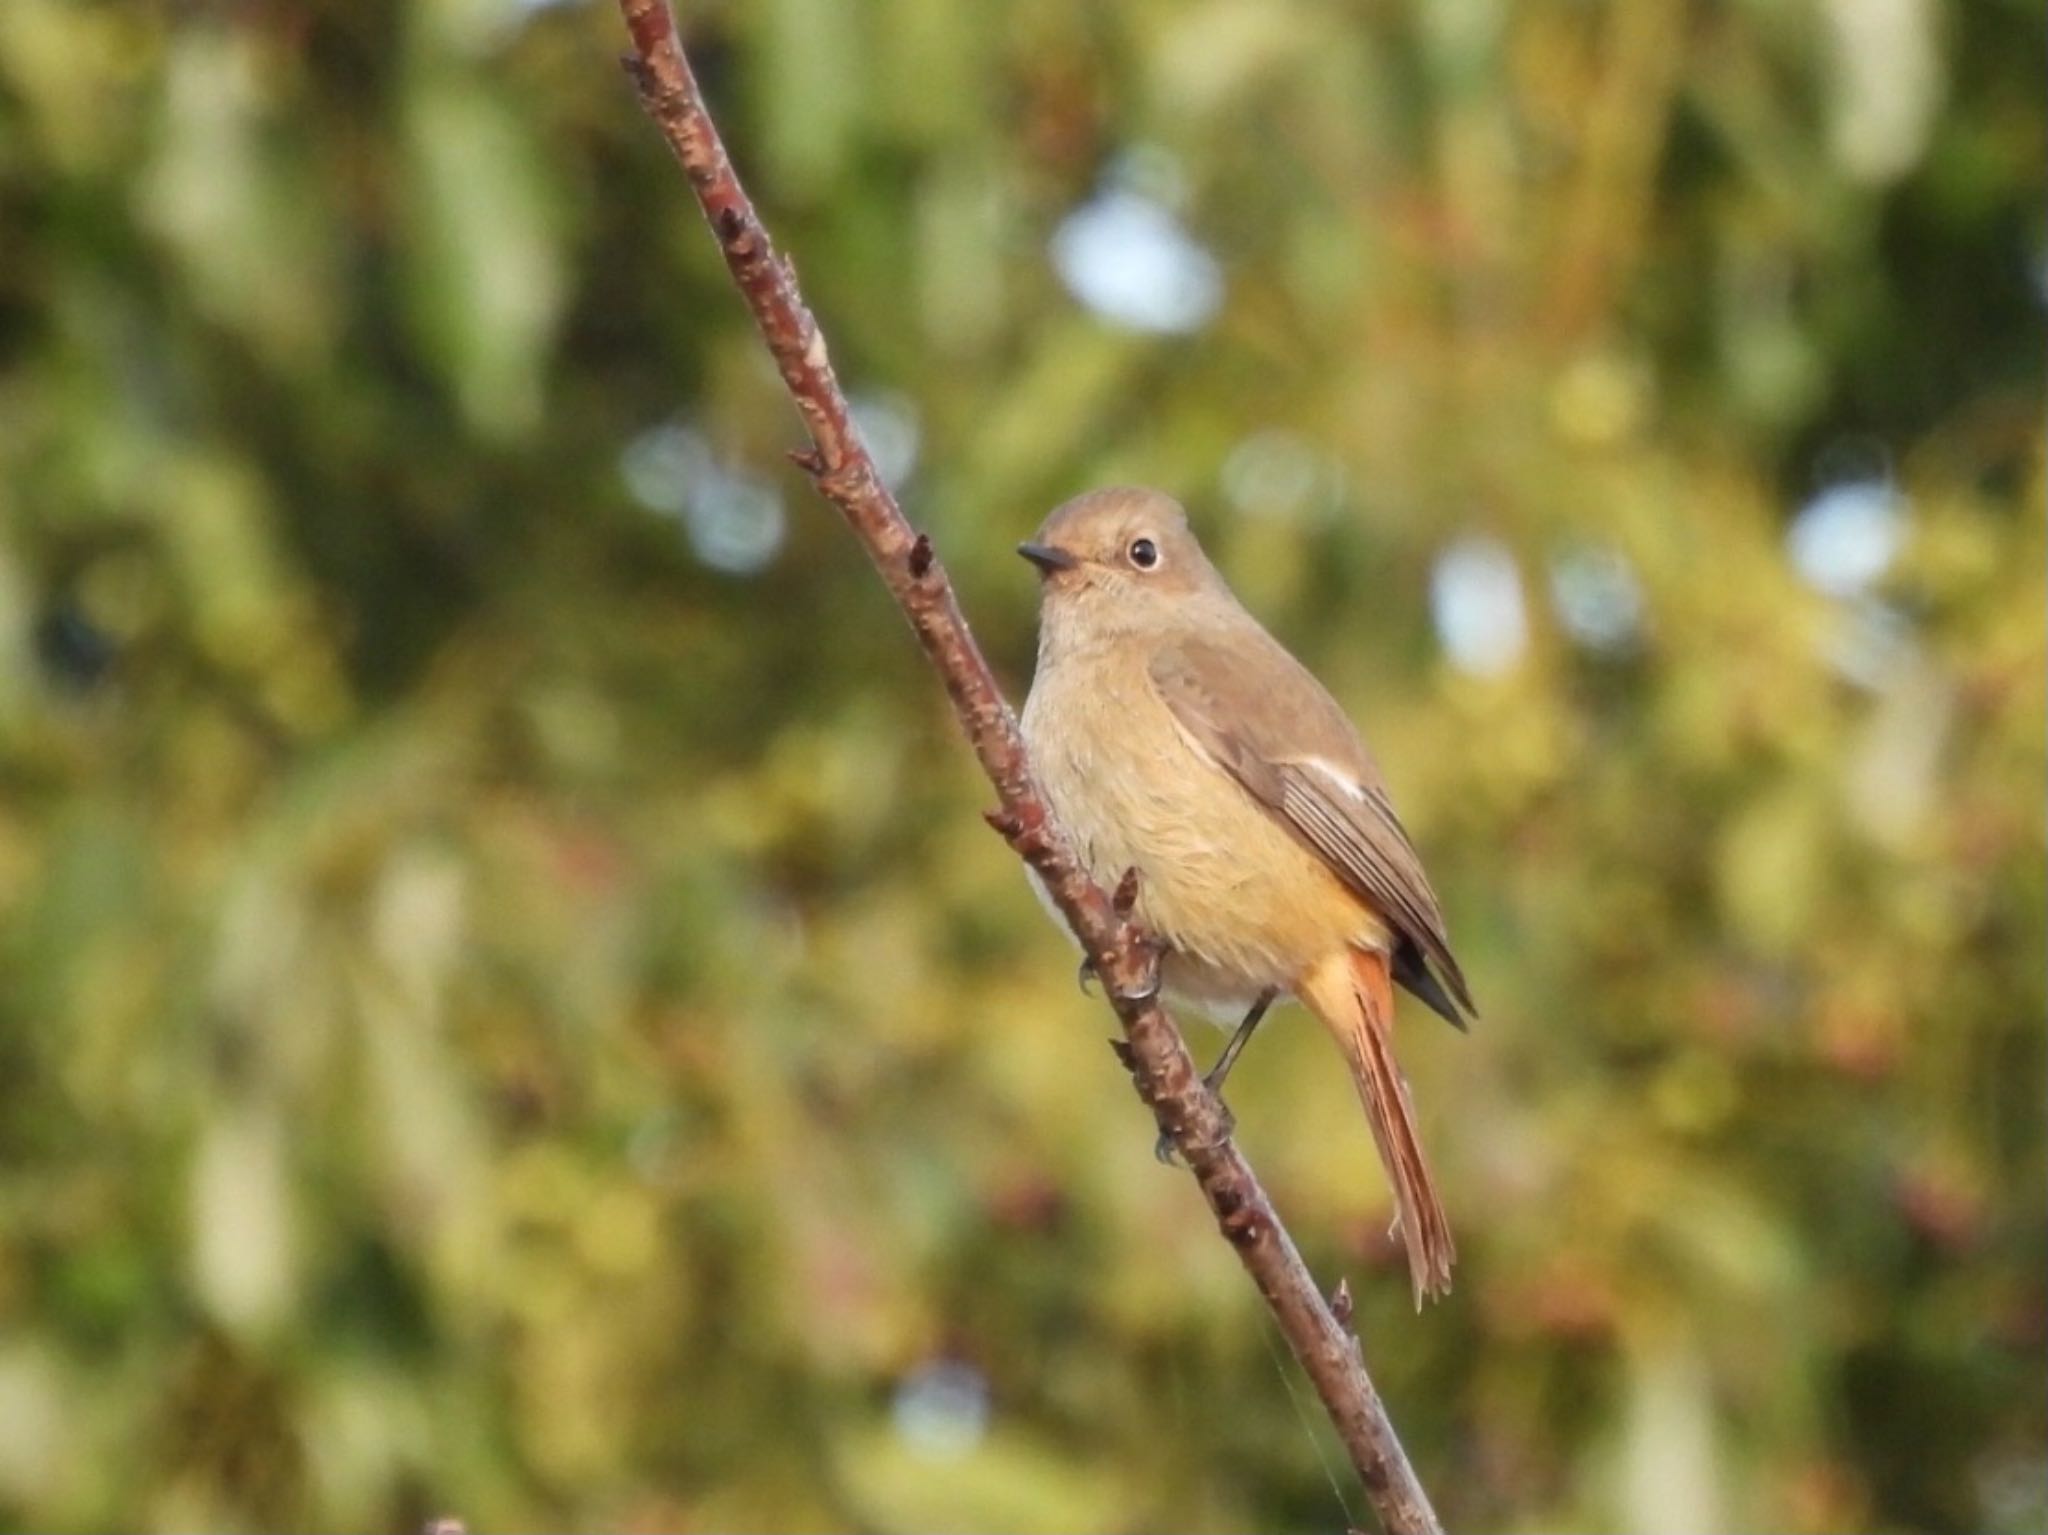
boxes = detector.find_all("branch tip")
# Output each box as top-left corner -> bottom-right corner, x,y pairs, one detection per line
1330,1277 -> 1355,1327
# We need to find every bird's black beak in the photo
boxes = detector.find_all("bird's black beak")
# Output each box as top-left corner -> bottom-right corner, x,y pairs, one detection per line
1017,542 -> 1078,575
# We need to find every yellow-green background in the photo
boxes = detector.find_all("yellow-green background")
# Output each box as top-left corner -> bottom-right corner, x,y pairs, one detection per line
0,0 -> 2040,1530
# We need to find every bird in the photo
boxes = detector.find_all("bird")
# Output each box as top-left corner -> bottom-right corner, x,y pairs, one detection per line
1017,486 -> 1476,1304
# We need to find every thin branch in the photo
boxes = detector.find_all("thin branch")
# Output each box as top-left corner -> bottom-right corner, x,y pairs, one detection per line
612,7 -> 1444,1531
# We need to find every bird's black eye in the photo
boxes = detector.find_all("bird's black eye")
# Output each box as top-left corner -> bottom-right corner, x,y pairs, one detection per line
1128,537 -> 1159,569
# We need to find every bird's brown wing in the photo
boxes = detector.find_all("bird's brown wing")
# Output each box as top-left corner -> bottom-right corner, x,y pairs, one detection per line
1149,632 -> 1476,1024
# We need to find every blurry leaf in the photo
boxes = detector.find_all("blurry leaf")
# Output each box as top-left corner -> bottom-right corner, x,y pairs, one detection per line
188,1106 -> 297,1336
1153,0 -> 1306,114
140,29 -> 339,368
0,540 -> 35,728
152,452 -> 296,666
0,1343 -> 70,1506
1715,785 -> 1828,958
0,0 -> 138,171
1649,1174 -> 1805,1302
917,158 -> 1012,356
400,76 -> 565,436
833,1417 -> 1134,1534
302,1366 -> 433,1526
758,0 -> 864,194
1615,1335 -> 1726,1535
876,0 -> 984,144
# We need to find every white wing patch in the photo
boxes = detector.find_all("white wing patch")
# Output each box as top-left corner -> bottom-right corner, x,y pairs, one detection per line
1298,755 -> 1369,802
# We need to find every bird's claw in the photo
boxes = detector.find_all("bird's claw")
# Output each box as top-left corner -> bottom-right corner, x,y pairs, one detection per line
1113,966 -> 1162,1005
1154,1094 -> 1235,1166
1077,956 -> 1098,995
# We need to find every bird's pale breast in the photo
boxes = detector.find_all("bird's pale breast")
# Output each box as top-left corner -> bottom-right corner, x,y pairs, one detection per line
1021,644 -> 1386,1019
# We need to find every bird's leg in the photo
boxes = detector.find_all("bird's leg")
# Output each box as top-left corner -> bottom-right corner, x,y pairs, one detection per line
1154,989 -> 1277,1165
1203,988 -> 1276,1099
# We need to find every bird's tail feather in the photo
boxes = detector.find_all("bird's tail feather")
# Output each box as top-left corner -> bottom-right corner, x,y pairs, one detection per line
1299,947 -> 1456,1306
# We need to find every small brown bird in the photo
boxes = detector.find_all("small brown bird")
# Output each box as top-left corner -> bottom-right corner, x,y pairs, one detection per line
1018,486 -> 1476,1304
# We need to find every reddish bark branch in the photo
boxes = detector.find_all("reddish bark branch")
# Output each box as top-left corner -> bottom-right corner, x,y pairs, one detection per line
613,7 -> 1443,1531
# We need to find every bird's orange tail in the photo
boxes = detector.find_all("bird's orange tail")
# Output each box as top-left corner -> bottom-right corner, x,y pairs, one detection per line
1297,947 -> 1456,1306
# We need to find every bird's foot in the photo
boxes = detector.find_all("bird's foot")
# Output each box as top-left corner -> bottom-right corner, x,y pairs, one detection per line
1083,949 -> 1162,1005
1112,963 -> 1162,1005
1154,1093 -> 1236,1166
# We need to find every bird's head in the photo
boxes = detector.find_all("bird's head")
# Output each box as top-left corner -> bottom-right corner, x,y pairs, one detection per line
1018,487 -> 1226,642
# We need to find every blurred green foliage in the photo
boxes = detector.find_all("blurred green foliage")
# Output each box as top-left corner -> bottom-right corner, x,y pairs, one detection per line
0,0 -> 2042,1530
